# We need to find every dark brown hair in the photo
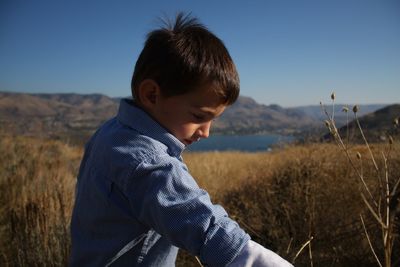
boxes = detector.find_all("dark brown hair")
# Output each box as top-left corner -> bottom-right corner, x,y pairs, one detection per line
131,12 -> 239,105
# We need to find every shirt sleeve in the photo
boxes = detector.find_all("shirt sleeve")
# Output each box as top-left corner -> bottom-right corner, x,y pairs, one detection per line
125,154 -> 250,267
228,240 -> 294,267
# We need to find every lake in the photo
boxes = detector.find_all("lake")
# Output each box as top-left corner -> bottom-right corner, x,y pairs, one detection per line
186,134 -> 293,152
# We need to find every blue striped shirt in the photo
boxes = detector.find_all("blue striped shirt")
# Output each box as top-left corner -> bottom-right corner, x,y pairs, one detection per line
70,99 -> 250,266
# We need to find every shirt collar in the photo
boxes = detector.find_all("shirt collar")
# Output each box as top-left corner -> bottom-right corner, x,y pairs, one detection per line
117,98 -> 185,157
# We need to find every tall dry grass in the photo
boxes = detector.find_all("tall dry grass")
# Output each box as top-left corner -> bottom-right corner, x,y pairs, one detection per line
220,144 -> 399,266
1,135 -> 399,266
0,136 -> 81,266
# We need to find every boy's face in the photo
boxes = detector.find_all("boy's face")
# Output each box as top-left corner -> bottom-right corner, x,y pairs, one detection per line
152,85 -> 226,146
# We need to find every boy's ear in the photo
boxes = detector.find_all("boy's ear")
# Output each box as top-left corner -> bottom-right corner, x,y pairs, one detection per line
137,79 -> 161,108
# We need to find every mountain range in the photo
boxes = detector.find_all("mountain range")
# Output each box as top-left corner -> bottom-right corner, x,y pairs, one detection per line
0,91 -> 396,145
330,104 -> 400,142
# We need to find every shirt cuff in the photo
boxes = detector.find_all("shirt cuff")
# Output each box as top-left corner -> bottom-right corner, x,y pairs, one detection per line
227,240 -> 294,267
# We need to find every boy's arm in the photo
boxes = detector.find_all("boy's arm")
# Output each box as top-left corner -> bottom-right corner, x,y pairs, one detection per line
127,155 -> 291,266
128,155 -> 249,266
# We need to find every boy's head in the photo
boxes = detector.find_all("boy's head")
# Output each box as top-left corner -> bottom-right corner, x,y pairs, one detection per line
131,13 -> 240,146
131,12 -> 239,105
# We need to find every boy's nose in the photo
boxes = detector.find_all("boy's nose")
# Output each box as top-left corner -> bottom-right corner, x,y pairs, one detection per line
197,121 -> 211,138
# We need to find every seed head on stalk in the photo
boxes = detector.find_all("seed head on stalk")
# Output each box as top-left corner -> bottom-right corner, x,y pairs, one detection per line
353,105 -> 359,113
331,92 -> 336,101
330,92 -> 336,120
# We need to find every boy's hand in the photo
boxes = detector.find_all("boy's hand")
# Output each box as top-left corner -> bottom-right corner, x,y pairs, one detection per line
228,240 -> 294,267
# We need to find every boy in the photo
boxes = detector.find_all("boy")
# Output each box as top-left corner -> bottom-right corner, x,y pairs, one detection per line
70,13 -> 293,267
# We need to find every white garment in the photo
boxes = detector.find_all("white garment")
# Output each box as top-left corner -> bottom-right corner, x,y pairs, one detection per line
228,240 -> 294,267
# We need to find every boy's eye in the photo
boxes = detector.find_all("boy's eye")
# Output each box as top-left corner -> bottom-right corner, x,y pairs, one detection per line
192,113 -> 205,121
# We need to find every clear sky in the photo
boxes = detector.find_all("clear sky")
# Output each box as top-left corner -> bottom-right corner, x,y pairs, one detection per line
1,0 -> 399,107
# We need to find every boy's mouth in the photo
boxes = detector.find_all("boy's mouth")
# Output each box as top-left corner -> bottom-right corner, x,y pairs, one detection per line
184,138 -> 201,146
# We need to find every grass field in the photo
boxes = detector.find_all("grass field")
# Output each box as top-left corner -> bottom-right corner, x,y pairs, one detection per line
1,135 -> 399,266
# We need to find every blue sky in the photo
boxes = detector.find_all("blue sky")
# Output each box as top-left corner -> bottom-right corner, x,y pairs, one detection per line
1,0 -> 399,107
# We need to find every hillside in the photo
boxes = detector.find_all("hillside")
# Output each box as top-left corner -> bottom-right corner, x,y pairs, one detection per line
322,104 -> 400,142
212,96 -> 318,135
0,92 -> 119,144
295,104 -> 386,126
0,91 -> 391,144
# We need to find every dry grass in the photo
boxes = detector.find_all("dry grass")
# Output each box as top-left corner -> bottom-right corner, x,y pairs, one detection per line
183,151 -> 277,199
0,135 -> 399,266
0,136 -> 81,266
220,144 -> 399,266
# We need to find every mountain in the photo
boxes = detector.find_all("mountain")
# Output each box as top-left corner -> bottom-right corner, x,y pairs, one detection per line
329,104 -> 400,142
0,91 -> 392,145
295,104 -> 387,127
212,96 -> 316,135
0,92 -> 119,144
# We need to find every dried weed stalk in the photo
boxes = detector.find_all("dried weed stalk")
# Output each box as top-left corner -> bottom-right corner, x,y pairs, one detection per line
321,92 -> 400,267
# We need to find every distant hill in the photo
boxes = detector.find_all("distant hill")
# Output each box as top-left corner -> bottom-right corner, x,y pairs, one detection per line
0,91 -> 392,145
0,92 -> 119,144
323,104 -> 400,142
213,96 -> 317,135
294,104 -> 387,126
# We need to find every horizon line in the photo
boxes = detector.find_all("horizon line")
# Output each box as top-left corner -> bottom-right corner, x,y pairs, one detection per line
0,89 -> 397,109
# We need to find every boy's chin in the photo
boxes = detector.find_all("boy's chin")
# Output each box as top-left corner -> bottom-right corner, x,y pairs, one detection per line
182,138 -> 201,146
183,139 -> 194,146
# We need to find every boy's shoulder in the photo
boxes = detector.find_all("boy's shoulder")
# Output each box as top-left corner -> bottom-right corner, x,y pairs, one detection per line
82,117 -> 185,195
84,98 -> 185,180
92,117 -> 172,165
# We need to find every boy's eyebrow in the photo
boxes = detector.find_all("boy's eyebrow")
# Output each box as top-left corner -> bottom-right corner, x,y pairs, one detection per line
194,107 -> 219,116
202,110 -> 217,116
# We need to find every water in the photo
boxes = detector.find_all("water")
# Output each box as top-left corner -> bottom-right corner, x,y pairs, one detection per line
186,134 -> 293,152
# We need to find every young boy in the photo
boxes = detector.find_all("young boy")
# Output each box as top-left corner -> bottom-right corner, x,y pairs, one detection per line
70,13 -> 293,267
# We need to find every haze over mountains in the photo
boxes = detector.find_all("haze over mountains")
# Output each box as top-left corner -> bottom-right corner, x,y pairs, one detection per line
0,91 -> 396,145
